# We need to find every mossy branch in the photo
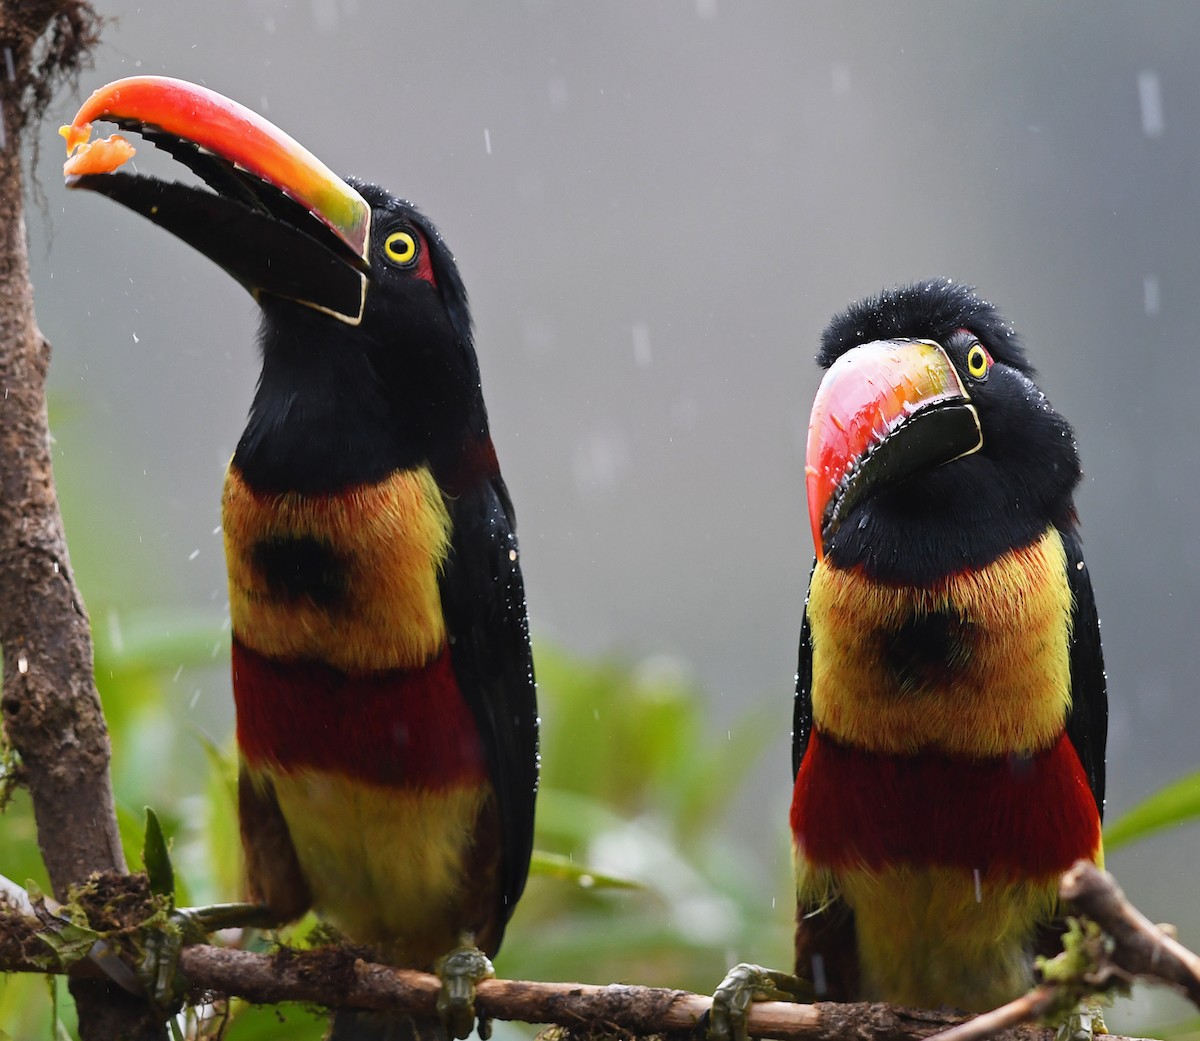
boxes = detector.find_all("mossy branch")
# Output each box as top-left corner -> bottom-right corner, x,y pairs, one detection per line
0,866 -> 1188,1041
930,861 -> 1200,1041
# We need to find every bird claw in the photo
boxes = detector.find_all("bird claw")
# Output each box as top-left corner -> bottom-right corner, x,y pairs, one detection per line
708,963 -> 809,1041
138,922 -> 185,1012
435,945 -> 495,1040
138,902 -> 276,1011
1055,1004 -> 1106,1041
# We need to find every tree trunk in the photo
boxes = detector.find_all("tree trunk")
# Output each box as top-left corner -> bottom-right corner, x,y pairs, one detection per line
0,3 -> 162,1037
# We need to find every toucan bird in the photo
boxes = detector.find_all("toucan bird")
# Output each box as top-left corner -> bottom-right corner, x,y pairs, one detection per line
710,281 -> 1106,1038
62,77 -> 538,1039
792,280 -> 1106,1009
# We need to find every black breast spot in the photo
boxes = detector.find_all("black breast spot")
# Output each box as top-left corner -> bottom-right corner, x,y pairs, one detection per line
252,536 -> 349,609
880,609 -> 976,695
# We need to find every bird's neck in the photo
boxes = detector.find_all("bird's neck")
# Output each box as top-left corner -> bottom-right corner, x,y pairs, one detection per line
231,323 -> 416,495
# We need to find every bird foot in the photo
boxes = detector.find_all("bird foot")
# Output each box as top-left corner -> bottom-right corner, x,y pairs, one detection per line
139,902 -> 278,1010
1055,1004 -> 1106,1041
708,963 -> 811,1041
435,945 -> 495,1040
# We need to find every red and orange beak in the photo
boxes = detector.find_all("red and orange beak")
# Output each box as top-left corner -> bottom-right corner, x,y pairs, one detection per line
61,76 -> 372,323
805,339 -> 983,558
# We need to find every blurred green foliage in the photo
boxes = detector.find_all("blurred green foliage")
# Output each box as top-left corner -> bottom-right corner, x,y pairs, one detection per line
1104,771 -> 1200,853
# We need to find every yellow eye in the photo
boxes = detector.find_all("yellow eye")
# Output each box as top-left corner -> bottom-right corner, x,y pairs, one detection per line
384,231 -> 418,266
966,342 -> 991,379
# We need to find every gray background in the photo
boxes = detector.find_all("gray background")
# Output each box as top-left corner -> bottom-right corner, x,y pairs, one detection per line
25,2 -> 1200,1028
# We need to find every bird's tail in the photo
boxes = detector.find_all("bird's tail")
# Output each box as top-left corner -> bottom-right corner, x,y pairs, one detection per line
328,1010 -> 447,1041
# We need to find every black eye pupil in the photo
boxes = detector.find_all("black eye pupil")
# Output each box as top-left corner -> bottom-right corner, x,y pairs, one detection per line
388,233 -> 416,262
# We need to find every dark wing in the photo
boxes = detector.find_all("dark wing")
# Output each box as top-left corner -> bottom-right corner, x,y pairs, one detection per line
1060,526 -> 1108,818
440,474 -> 539,950
237,765 -> 312,922
790,562 -> 860,998
792,564 -> 816,779
794,902 -> 860,1000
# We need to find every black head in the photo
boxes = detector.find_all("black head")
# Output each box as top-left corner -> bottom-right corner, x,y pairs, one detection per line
240,185 -> 489,495
819,281 -> 1081,584
819,279 -> 1031,375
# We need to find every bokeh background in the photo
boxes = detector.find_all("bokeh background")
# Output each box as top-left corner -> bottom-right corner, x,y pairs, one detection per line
18,1 -> 1200,1033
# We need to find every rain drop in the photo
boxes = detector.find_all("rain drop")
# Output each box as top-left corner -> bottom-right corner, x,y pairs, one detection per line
311,0 -> 339,33
1143,275 -> 1160,317
108,610 -> 125,653
810,953 -> 827,997
547,77 -> 569,113
632,321 -> 652,367
1137,71 -> 1164,138
830,63 -> 852,97
572,427 -> 630,499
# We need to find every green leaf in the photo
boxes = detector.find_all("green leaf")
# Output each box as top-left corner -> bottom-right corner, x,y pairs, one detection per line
529,850 -> 641,890
37,921 -> 103,971
1144,1014 -> 1200,1041
196,730 -> 238,808
1104,769 -> 1200,851
220,1001 -> 328,1040
142,806 -> 176,903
